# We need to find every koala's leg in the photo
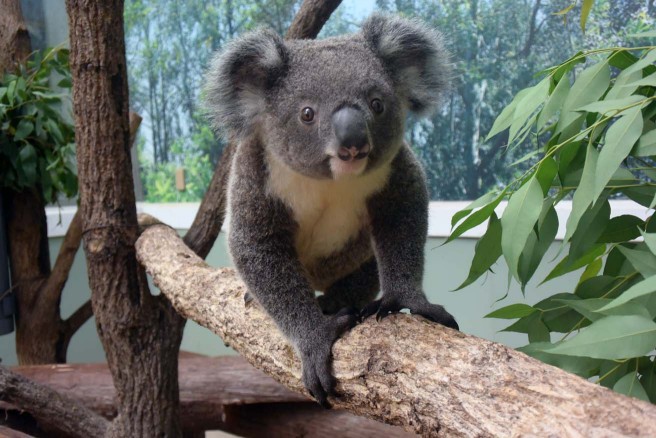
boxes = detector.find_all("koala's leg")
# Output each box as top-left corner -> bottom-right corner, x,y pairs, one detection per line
362,145 -> 458,330
318,258 -> 379,315
229,140 -> 358,408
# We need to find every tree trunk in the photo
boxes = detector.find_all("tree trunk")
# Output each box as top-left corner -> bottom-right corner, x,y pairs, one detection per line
136,223 -> 656,438
65,1 -> 184,436
0,0 -> 31,73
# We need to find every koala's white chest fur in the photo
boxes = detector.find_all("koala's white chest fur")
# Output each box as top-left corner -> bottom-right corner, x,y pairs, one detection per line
265,152 -> 390,265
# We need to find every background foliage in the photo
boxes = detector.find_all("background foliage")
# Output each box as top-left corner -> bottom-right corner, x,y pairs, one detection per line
0,47 -> 76,202
452,26 -> 656,402
124,0 -> 655,201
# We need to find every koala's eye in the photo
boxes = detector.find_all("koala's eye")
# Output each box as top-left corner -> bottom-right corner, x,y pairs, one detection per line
300,107 -> 315,123
370,98 -> 384,114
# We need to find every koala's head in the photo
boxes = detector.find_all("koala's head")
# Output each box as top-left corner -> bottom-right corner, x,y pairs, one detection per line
205,13 -> 451,179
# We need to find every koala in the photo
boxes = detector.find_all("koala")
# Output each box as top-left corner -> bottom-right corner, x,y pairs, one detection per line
204,13 -> 459,408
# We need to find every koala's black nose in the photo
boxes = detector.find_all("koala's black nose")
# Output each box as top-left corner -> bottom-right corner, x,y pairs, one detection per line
332,107 -> 370,161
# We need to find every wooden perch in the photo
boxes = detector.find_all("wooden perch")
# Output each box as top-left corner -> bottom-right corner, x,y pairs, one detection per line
135,223 -> 656,437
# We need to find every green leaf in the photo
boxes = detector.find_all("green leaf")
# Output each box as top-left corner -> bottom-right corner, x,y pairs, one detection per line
451,191 -> 498,228
537,75 -> 570,131
501,176 -> 544,282
625,185 -> 656,208
528,319 -> 551,343
536,157 -> 558,195
445,189 -> 506,244
593,106 -> 644,203
633,130 -> 656,157
622,72 -> 656,88
502,311 -> 543,334
614,372 -> 650,402
575,95 -> 645,115
569,199 -> 609,261
18,143 -> 37,180
598,215 -> 644,243
642,231 -> 656,254
559,297 -> 651,322
455,214 -> 502,290
547,315 -> 656,359
508,77 -> 550,145
579,258 -> 603,282
600,276 -> 656,312
564,143 -> 599,243
556,61 -> 610,136
518,342 -> 601,377
487,88 -> 527,140
485,303 -> 537,319
617,245 -> 656,277
580,0 -> 594,32
13,119 -> 34,141
518,204 -> 559,286
575,275 -> 626,299
543,244 -> 606,283
57,77 -> 72,88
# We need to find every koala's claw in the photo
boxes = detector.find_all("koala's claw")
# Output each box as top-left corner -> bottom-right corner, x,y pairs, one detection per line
244,291 -> 254,305
300,311 -> 358,409
360,297 -> 459,331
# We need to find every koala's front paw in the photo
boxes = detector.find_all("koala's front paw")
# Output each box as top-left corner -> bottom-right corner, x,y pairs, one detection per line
360,295 -> 459,330
299,308 -> 359,408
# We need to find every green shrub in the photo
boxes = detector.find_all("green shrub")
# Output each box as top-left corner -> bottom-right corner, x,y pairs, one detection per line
451,31 -> 656,402
0,47 -> 76,202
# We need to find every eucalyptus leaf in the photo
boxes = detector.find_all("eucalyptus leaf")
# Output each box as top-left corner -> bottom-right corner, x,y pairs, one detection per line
485,303 -> 536,319
593,106 -> 644,202
451,191 -> 498,228
632,130 -> 656,157
542,243 -> 606,283
617,245 -> 656,277
501,176 -> 543,281
642,231 -> 656,254
537,76 -> 570,131
455,214 -> 502,290
564,143 -> 599,243
445,189 -> 506,244
598,215 -> 644,243
547,315 -> 656,359
518,342 -> 601,377
13,119 -> 34,141
613,372 -> 650,402
599,276 -> 656,312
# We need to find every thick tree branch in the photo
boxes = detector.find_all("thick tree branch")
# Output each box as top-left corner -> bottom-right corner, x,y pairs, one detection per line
183,141 -> 235,258
0,366 -> 108,438
61,299 -> 93,345
286,0 -> 343,39
41,211 -> 82,311
136,223 -> 656,438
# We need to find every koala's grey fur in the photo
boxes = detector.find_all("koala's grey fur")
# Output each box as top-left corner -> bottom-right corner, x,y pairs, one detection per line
204,13 -> 458,408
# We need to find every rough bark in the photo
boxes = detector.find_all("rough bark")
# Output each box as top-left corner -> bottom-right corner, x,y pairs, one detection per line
65,1 -> 184,436
0,366 -> 108,438
136,223 -> 656,438
0,0 -> 31,73
286,0 -> 343,39
3,357 -> 414,437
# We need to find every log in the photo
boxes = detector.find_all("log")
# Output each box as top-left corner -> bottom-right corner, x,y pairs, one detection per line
135,223 -> 656,437
3,356 -> 413,437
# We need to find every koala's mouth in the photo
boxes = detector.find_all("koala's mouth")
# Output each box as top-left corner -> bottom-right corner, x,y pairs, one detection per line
328,152 -> 368,178
337,144 -> 371,162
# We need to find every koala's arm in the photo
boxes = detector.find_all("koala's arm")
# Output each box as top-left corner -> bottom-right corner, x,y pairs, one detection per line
228,139 -> 357,407
364,145 -> 458,330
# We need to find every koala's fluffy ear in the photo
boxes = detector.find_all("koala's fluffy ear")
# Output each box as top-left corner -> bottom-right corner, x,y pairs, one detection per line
204,29 -> 289,137
362,14 -> 451,115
